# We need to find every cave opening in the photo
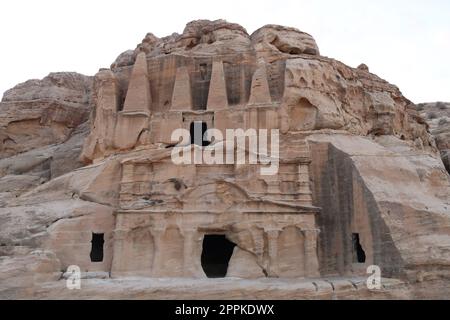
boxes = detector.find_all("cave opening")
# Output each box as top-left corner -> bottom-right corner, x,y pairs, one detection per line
352,233 -> 366,263
201,235 -> 236,278
90,233 -> 104,262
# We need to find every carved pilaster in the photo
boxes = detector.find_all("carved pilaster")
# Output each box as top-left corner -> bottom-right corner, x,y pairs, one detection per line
249,228 -> 265,265
180,228 -> 204,277
302,229 -> 320,278
266,229 -> 281,277
298,164 -> 312,205
149,226 -> 166,277
110,229 -> 128,277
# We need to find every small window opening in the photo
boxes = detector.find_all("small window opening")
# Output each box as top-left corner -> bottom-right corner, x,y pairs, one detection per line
190,122 -> 210,146
352,233 -> 366,263
90,233 -> 104,262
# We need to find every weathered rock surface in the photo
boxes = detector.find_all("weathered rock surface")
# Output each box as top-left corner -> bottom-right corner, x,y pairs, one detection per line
0,73 -> 92,205
307,133 -> 450,282
0,72 -> 92,159
0,19 -> 449,300
251,24 -> 320,57
2,277 -> 411,300
98,20 -> 433,163
0,250 -> 61,299
417,102 -> 450,173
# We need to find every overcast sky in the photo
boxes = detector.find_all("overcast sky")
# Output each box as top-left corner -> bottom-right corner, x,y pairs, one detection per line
0,0 -> 449,103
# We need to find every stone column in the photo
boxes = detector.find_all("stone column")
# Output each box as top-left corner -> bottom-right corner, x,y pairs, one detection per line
110,228 -> 128,278
149,226 -> 166,277
303,229 -> 320,278
249,228 -> 265,265
171,66 -> 193,111
298,164 -> 312,205
181,228 -> 204,278
266,229 -> 281,277
248,59 -> 272,106
207,59 -> 228,110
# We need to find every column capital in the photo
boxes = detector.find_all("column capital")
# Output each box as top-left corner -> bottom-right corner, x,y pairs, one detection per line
180,228 -> 199,239
302,228 -> 321,235
264,228 -> 283,235
149,226 -> 166,237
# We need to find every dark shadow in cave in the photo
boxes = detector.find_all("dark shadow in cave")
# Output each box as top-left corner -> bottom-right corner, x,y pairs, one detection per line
352,233 -> 366,263
201,235 -> 236,278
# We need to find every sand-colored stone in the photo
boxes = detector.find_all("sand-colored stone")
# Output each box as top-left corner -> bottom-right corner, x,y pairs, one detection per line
0,19 -> 449,299
417,102 -> 450,173
0,72 -> 92,159
171,66 -> 193,111
207,59 -> 228,110
122,52 -> 151,114
248,59 -> 272,106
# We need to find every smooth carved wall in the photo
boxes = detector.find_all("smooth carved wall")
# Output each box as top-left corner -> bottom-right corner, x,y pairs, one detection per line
309,141 -> 404,278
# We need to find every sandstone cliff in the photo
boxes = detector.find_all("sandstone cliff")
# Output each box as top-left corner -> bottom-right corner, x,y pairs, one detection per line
417,102 -> 450,173
0,20 -> 449,299
0,73 -> 93,204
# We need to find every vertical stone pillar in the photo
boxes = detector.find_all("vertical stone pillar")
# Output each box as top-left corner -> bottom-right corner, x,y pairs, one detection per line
150,226 -> 166,277
122,51 -> 152,114
110,229 -> 128,278
80,69 -> 118,162
248,59 -> 272,105
181,228 -> 205,278
207,59 -> 228,110
171,66 -> 193,111
298,163 -> 313,205
249,228 -> 265,265
266,229 -> 281,277
303,229 -> 320,278
113,51 -> 151,150
240,64 -> 247,105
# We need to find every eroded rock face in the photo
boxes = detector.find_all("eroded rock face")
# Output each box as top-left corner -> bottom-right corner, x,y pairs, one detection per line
417,102 -> 450,173
251,24 -> 320,57
0,73 -> 93,205
307,134 -> 450,281
1,19 -> 449,299
91,20 -> 433,163
0,72 -> 92,158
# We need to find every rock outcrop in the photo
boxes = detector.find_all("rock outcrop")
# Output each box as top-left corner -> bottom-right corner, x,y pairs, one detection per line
0,73 -> 93,205
0,19 -> 449,300
92,20 -> 433,163
308,134 -> 450,282
416,102 -> 450,173
1,72 -> 92,158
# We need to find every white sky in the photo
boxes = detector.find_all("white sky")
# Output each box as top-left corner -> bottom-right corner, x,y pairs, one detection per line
0,0 -> 449,103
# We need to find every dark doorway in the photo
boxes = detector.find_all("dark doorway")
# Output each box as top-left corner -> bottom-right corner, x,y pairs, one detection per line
352,233 -> 366,263
190,122 -> 210,146
90,233 -> 104,262
201,235 -> 236,278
